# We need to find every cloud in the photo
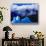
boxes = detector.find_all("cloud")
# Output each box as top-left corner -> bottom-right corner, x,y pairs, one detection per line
11,4 -> 39,11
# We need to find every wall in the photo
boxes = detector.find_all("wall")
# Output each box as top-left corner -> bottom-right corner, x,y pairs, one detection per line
0,0 -> 46,46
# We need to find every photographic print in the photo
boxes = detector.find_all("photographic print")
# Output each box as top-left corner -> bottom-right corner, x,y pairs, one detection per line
11,3 -> 39,24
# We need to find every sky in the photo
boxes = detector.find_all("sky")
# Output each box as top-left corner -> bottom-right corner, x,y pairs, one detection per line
11,4 -> 39,11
